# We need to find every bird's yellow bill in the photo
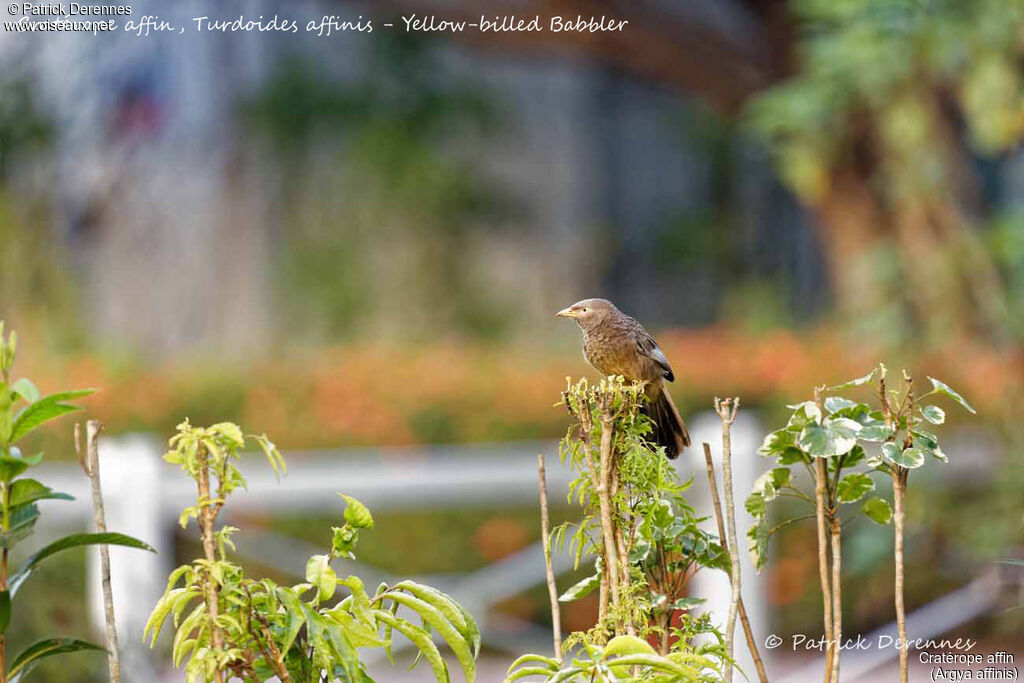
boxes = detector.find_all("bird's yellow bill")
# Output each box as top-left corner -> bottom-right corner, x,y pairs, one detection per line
556,307 -> 577,318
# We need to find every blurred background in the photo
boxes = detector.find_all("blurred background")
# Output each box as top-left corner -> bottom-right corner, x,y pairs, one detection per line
2,0 -> 1023,680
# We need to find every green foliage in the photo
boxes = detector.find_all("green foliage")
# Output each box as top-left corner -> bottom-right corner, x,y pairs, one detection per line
506,631 -> 725,682
148,421 -> 479,682
747,364 -> 974,570
510,377 -> 726,681
0,323 -> 154,680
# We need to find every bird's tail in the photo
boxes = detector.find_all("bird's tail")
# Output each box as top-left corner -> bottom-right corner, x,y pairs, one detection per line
645,388 -> 690,459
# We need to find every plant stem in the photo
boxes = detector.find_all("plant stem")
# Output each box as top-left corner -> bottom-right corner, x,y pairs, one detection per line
576,400 -> 611,626
196,445 -> 225,683
894,469 -> 908,683
536,454 -> 563,663
76,421 -> 121,683
713,398 -> 742,683
0,479 -> 8,683
703,443 -> 768,683
597,413 -> 622,632
814,456 -> 834,683
829,511 -> 842,683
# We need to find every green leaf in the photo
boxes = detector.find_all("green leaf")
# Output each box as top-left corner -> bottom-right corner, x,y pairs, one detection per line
558,570 -> 600,602
390,581 -> 480,658
758,428 -> 807,464
824,396 -> 859,414
836,472 -> 875,503
10,399 -> 81,443
209,422 -> 245,448
858,420 -> 893,442
378,591 -> 475,683
0,450 -> 42,483
275,587 -> 307,656
605,635 -> 657,657
893,446 -> 925,469
927,377 -> 977,414
9,479 -> 73,507
747,517 -> 769,572
798,417 -> 861,457
827,369 -> 877,391
250,433 -> 286,479
0,503 -> 39,550
786,401 -> 822,431
882,443 -> 925,469
305,554 -> 338,603
376,610 -> 450,683
0,590 -> 9,633
9,532 -> 154,596
745,491 -> 766,517
10,379 -> 39,404
8,638 -> 105,680
862,497 -> 893,525
920,405 -> 945,425
670,596 -> 706,611
339,494 -> 374,529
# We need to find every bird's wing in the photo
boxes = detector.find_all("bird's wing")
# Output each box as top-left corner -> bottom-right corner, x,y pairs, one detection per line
634,325 -> 674,382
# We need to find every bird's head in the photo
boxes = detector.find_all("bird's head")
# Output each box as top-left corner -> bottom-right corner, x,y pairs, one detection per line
556,298 -> 616,329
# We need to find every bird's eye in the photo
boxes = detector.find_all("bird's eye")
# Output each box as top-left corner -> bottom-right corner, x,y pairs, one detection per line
581,308 -> 588,313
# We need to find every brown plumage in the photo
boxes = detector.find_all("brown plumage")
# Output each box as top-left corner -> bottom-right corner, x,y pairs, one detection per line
557,298 -> 690,458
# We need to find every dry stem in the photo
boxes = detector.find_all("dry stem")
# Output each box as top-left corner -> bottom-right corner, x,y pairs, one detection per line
75,421 -> 121,683
713,397 -> 742,683
536,453 -> 563,663
703,443 -> 768,683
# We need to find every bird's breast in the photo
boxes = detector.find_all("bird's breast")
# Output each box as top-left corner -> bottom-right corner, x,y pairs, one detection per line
582,329 -> 637,378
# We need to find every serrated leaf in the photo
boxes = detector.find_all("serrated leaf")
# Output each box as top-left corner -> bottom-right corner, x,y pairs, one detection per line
339,494 -> 374,529
927,377 -> 976,414
862,497 -> 893,525
920,405 -> 945,425
836,472 -> 875,503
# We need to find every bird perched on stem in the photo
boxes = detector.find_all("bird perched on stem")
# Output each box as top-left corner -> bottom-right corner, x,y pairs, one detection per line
557,298 -> 690,458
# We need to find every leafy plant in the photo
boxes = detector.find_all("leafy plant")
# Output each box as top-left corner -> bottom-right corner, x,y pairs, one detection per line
146,419 -> 480,683
748,365 -> 974,683
0,323 -> 154,682
507,634 -> 723,683
507,377 -> 727,682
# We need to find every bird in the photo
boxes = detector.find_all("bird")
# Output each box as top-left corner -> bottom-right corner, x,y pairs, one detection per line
557,298 -> 690,458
